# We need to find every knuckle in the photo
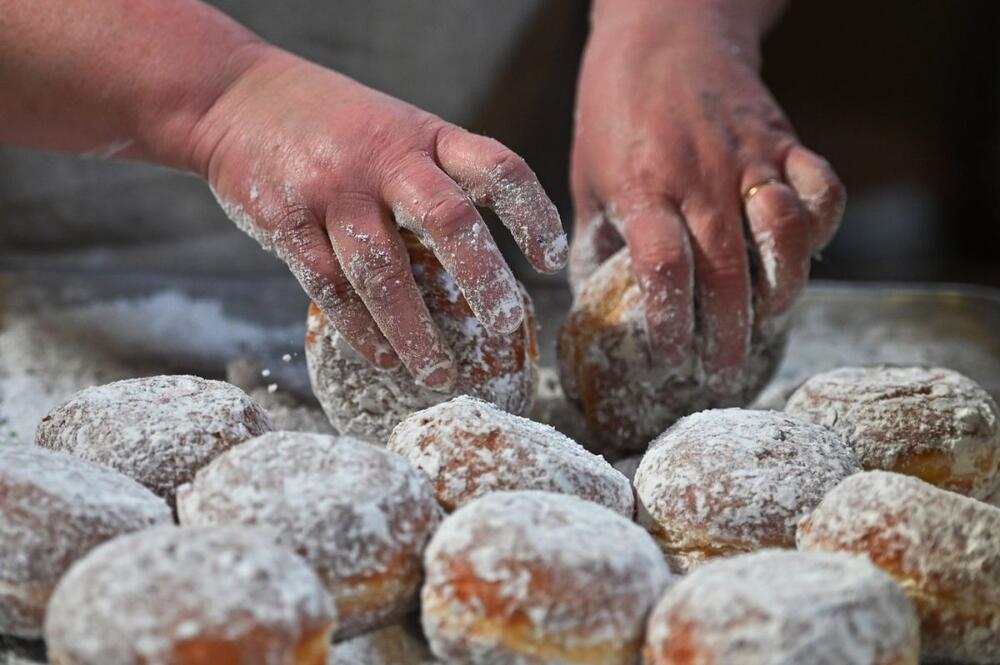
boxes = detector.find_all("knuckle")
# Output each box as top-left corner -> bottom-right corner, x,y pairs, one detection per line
752,186 -> 803,229
423,194 -> 477,238
632,237 -> 690,279
352,250 -> 411,301
490,149 -> 531,184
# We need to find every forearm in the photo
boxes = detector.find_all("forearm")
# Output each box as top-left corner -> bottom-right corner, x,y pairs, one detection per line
591,0 -> 790,66
0,0 -> 266,172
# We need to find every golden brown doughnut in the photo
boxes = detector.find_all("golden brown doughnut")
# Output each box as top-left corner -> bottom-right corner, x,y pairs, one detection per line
387,395 -> 634,516
176,431 -> 442,640
633,408 -> 861,573
643,549 -> 920,665
797,470 -> 1000,663
305,230 -> 538,443
558,249 -> 786,453
421,490 -> 672,664
785,365 -> 1000,499
35,375 -> 272,505
0,445 -> 171,638
43,526 -> 337,665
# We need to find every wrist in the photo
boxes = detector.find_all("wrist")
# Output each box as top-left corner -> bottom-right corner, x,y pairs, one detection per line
128,8 -> 271,175
589,0 -> 778,69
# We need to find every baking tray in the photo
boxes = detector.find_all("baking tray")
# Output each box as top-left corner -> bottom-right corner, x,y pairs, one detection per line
2,272 -> 1000,662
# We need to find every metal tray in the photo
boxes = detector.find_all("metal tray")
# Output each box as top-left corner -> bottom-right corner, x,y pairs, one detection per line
2,272 -> 999,663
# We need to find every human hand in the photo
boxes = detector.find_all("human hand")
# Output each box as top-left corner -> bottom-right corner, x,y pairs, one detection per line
571,4 -> 844,394
190,47 -> 568,391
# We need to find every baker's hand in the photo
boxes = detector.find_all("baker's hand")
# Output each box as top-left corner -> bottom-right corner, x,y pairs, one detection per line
193,47 -> 567,391
571,3 -> 844,394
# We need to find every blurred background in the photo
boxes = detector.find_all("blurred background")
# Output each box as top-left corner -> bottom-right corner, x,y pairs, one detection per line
1,0 -> 997,288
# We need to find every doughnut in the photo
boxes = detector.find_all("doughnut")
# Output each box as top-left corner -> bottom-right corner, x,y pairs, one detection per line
176,431 -> 442,640
421,490 -> 672,664
558,248 -> 787,453
0,445 -> 171,638
44,525 -> 336,665
327,622 -> 437,665
35,375 -> 272,504
643,549 -> 920,665
797,470 -> 1000,664
387,395 -> 633,516
305,230 -> 538,444
634,408 -> 861,573
785,365 -> 1000,499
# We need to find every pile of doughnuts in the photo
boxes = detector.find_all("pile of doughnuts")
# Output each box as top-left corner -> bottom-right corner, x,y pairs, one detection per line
5,231 -> 1000,665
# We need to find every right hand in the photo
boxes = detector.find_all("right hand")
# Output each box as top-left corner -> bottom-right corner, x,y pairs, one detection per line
190,46 -> 568,391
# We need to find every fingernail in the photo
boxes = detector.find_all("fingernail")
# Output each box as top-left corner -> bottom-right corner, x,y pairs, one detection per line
421,365 -> 456,392
490,302 -> 525,335
542,231 -> 570,272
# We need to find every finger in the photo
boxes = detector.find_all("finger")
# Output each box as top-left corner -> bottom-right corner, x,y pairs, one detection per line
616,197 -> 695,369
436,127 -> 569,273
384,159 -> 524,334
274,212 -> 400,371
326,196 -> 455,392
742,175 -> 812,327
569,163 -> 623,292
684,199 -> 753,396
784,146 -> 846,253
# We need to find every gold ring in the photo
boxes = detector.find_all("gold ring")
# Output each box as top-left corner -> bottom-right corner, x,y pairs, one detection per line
743,178 -> 783,203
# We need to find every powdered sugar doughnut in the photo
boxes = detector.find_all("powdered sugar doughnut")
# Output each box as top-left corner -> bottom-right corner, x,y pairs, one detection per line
558,249 -> 786,453
306,231 -> 538,444
797,471 -> 1000,664
644,549 -> 920,665
387,395 -> 633,516
634,409 -> 861,573
176,431 -> 442,640
421,490 -> 672,665
35,375 -> 272,504
326,623 -> 437,665
785,365 -> 1000,499
44,526 -> 336,665
0,445 -> 171,638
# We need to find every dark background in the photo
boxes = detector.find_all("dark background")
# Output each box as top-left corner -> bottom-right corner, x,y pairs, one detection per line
2,1 -> 997,288
471,1 -> 1000,288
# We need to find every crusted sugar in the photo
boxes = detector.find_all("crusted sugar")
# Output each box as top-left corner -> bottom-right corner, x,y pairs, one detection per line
785,365 -> 1000,499
797,470 -> 1000,663
634,408 -> 861,572
44,526 -> 336,665
387,395 -> 633,516
177,432 -> 441,637
0,445 -> 172,638
34,375 -> 273,502
646,549 -> 919,664
421,491 -> 672,662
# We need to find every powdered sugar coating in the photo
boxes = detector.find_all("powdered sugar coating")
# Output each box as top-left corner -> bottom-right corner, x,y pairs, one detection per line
0,445 -> 171,638
785,365 -> 1000,499
421,490 -> 672,665
306,233 -> 538,444
44,526 -> 336,665
176,431 -> 442,640
634,409 -> 861,573
797,471 -> 1000,664
35,375 -> 273,504
387,395 -> 633,516
644,549 -> 920,665
558,249 -> 786,453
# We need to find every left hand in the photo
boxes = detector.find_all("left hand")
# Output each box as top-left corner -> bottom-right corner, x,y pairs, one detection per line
570,5 -> 845,394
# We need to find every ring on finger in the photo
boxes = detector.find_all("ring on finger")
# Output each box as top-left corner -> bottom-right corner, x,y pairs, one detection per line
743,178 -> 783,203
